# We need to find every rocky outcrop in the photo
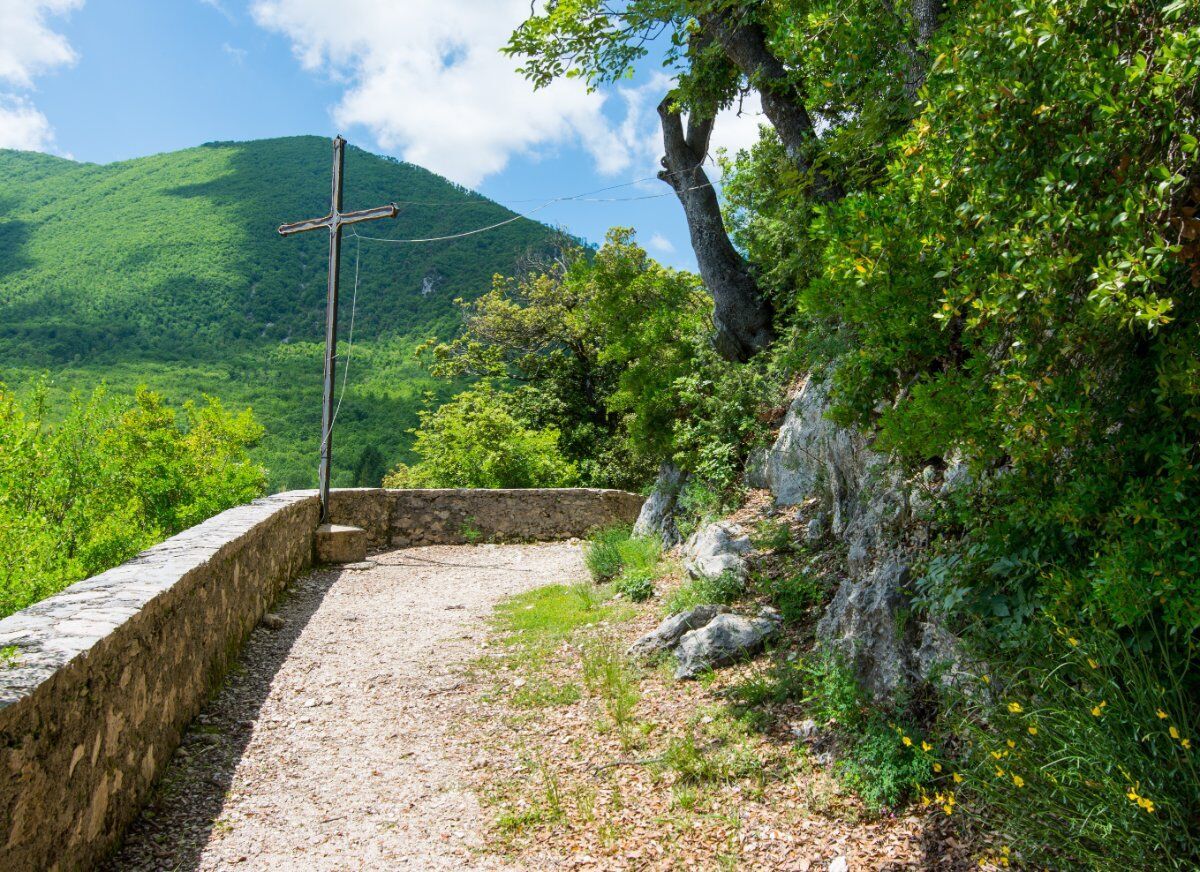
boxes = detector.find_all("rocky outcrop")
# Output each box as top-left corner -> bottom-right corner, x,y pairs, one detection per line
633,463 -> 688,547
674,608 -> 782,679
682,522 -> 752,581
627,604 -> 730,658
753,371 -> 962,700
627,605 -> 780,679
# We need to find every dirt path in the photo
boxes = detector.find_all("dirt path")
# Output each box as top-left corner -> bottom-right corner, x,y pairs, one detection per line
108,542 -> 585,871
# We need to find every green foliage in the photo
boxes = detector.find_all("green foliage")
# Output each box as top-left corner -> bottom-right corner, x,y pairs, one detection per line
835,723 -> 933,813
0,383 -> 265,617
584,525 -> 662,602
665,571 -> 745,614
383,385 -> 577,489
946,621 -> 1200,868
761,572 -> 827,625
0,137 -> 552,488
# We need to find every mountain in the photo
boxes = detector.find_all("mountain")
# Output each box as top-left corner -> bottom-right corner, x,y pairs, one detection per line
0,136 -> 554,488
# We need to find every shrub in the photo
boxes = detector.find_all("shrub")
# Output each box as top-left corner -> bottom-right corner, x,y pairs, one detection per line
583,525 -> 662,601
613,568 -> 655,603
763,572 -> 827,624
945,621 -> 1200,868
383,385 -> 576,489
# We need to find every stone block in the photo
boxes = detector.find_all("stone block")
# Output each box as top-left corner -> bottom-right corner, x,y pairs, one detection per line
315,524 -> 367,564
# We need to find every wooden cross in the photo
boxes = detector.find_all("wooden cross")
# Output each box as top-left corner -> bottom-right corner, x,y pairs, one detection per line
278,135 -> 397,523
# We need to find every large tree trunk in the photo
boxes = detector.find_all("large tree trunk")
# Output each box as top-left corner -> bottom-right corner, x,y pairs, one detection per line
904,0 -> 944,98
658,98 -> 773,362
702,10 -> 843,203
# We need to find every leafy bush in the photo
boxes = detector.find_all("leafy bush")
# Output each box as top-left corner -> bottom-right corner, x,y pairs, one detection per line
945,621 -> 1200,868
762,572 -> 828,625
613,568 -> 655,603
0,383 -> 266,617
383,385 -> 577,489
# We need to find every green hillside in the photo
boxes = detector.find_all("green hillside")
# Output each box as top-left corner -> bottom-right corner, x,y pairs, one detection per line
0,136 -> 553,488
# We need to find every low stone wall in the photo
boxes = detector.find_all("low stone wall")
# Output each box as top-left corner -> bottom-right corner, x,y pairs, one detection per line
0,487 -> 642,870
0,493 -> 321,871
327,487 -> 646,550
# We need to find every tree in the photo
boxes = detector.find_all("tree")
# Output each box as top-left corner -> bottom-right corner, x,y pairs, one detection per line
420,229 -> 708,485
351,445 -> 388,487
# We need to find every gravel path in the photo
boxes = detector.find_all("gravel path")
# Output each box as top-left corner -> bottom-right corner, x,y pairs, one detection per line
107,542 -> 585,871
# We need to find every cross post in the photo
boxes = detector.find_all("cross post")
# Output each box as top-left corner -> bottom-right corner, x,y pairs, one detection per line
279,135 -> 397,523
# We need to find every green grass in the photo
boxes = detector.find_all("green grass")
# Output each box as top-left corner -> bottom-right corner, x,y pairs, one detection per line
584,525 -> 663,602
664,570 -> 746,614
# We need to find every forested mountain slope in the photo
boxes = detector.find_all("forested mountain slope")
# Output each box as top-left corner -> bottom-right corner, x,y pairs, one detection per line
0,136 -> 553,487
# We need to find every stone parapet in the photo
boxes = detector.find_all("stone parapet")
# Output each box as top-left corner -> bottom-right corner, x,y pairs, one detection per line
0,492 -> 320,871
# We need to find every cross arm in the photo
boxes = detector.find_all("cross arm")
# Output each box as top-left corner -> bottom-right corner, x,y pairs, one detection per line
277,203 -> 398,237
339,203 -> 399,226
278,214 -> 333,236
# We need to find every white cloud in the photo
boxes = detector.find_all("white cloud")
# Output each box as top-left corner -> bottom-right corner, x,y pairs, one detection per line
250,0 -> 770,188
0,95 -> 55,151
647,232 -> 675,254
0,0 -> 81,152
200,0 -> 236,23
252,0 -> 646,187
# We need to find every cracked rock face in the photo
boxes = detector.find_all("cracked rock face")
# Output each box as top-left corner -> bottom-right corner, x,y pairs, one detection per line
633,463 -> 688,548
673,609 -> 782,680
756,371 -> 965,700
682,522 -> 752,581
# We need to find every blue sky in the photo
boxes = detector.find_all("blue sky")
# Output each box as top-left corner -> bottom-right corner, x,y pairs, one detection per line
0,1 -> 769,271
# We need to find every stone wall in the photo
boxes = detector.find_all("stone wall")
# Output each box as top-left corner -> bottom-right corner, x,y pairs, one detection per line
327,487 -> 646,550
0,493 -> 320,871
0,487 -> 641,870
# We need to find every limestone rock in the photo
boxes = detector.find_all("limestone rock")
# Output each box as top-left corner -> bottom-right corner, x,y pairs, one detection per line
632,463 -> 688,548
682,522 -> 752,581
674,609 -> 781,680
627,604 -> 729,659
817,561 -> 911,699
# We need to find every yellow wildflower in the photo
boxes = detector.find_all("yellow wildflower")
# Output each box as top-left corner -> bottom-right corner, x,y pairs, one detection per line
995,766 -> 1005,778
1068,637 -> 1079,646
1028,726 -> 1038,736
1088,658 -> 1099,670
1170,726 -> 1181,740
922,741 -> 933,753
902,735 -> 913,747
1091,701 -> 1106,717
1006,740 -> 1016,748
981,675 -> 990,685
933,762 -> 942,772
1183,739 -> 1192,750
953,772 -> 964,783
1007,701 -> 1023,714
1012,774 -> 1025,788
1157,709 -> 1169,720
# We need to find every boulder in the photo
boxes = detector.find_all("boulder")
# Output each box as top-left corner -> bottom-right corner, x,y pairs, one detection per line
682,522 -> 752,581
817,560 -> 911,698
674,608 -> 782,679
633,463 -> 688,547
627,604 -> 729,659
